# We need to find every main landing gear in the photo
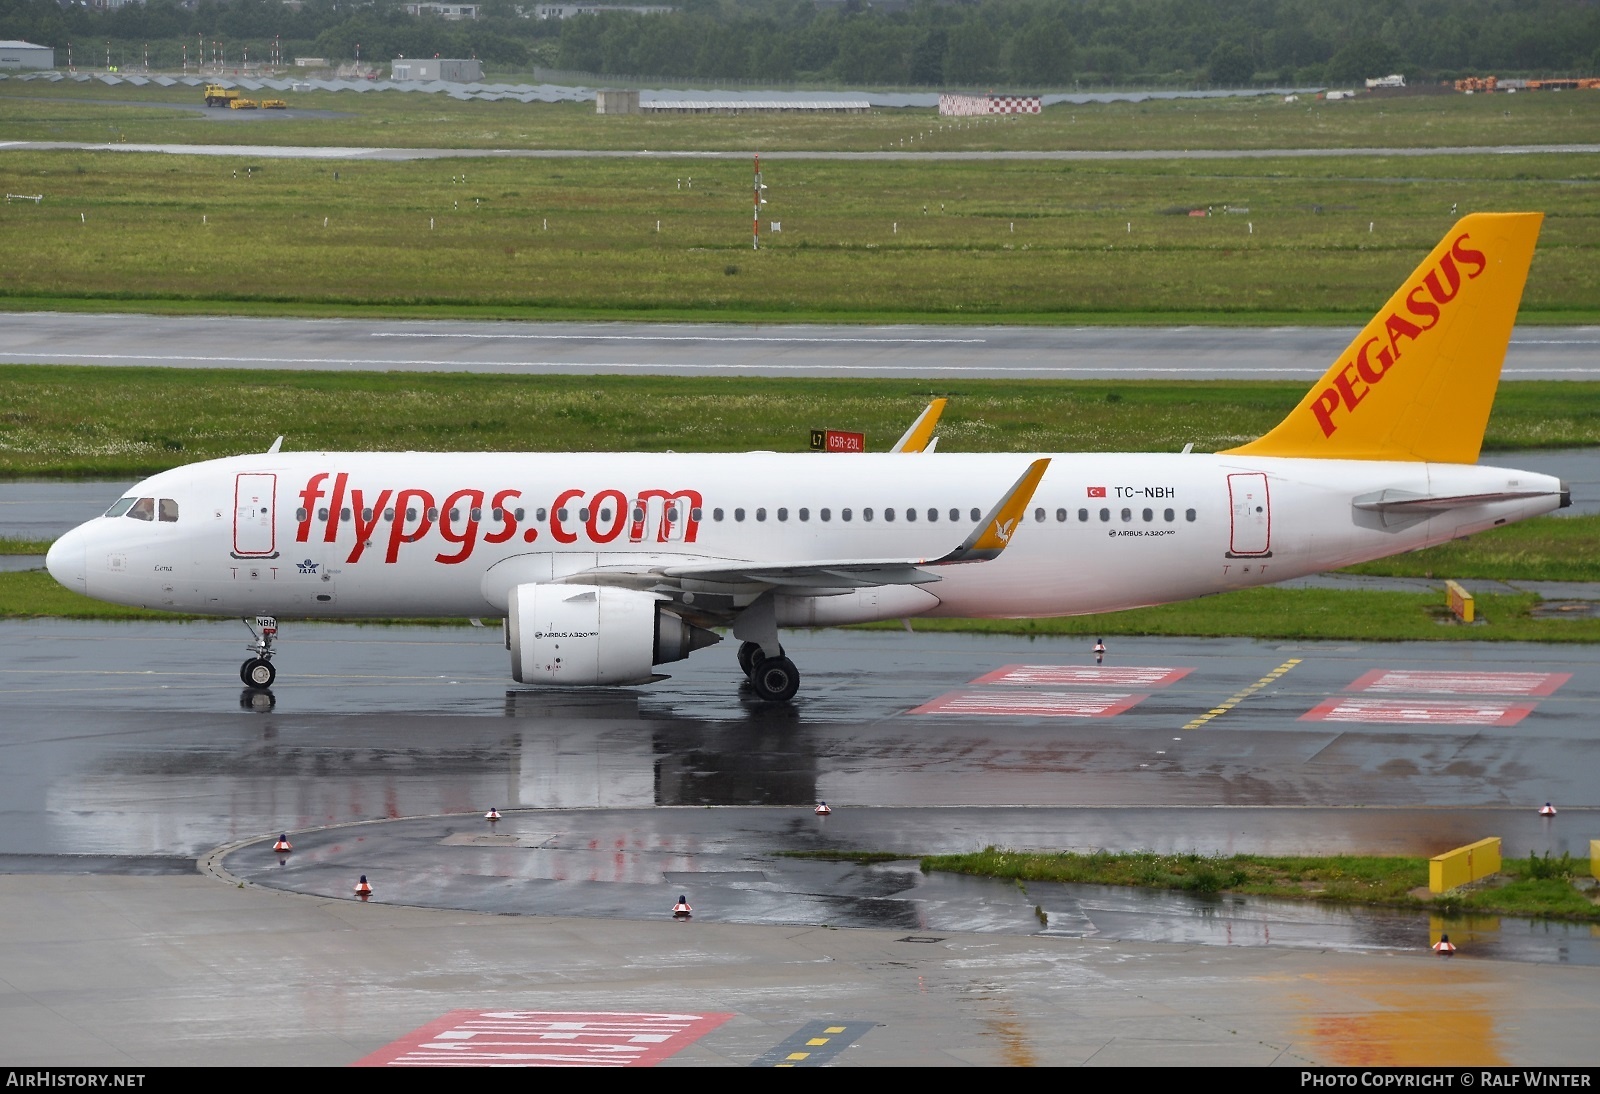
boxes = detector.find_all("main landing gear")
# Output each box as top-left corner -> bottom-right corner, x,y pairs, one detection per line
737,640 -> 800,702
241,615 -> 278,689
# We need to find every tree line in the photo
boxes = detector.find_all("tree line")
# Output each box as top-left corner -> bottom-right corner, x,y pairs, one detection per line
3,0 -> 1598,86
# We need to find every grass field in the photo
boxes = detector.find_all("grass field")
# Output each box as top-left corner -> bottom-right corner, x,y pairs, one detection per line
4,81 -> 1600,153
915,848 -> 1600,922
0,134 -> 1597,322
3,367 -> 1598,475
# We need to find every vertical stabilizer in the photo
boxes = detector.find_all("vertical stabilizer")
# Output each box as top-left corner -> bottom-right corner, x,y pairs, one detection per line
1222,213 -> 1542,463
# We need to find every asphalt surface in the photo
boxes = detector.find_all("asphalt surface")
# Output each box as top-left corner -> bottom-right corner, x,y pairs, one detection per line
2,619 -> 1600,1065
3,312 -> 1599,379
6,140 -> 1600,162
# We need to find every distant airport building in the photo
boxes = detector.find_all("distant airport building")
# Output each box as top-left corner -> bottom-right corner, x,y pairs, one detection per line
596,89 -> 640,114
532,4 -> 675,18
0,40 -> 54,70
404,3 -> 481,18
640,99 -> 871,114
390,57 -> 485,82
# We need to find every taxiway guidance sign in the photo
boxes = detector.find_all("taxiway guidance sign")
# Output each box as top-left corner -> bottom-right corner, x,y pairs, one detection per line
354,1010 -> 733,1067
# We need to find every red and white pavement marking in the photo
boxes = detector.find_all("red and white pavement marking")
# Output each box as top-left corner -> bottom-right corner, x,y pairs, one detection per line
1300,697 -> 1538,726
1345,669 -> 1571,697
970,665 -> 1194,688
354,1010 -> 732,1067
909,690 -> 1147,717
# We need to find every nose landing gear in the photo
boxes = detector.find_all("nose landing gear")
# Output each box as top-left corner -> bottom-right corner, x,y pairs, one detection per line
241,616 -> 278,689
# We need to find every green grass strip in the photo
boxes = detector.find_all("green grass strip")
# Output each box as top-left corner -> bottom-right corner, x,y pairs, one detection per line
917,848 -> 1600,922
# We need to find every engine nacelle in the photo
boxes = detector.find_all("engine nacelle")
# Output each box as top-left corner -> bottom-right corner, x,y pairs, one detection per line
507,583 -> 720,686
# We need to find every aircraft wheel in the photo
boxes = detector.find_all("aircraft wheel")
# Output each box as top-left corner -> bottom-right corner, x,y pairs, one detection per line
241,658 -> 276,689
737,641 -> 762,677
749,656 -> 800,702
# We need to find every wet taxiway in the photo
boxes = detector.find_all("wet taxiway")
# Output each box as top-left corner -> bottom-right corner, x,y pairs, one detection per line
4,620 -> 1597,944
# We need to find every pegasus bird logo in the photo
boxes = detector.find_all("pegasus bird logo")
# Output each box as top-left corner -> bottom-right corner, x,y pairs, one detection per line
993,518 -> 1016,543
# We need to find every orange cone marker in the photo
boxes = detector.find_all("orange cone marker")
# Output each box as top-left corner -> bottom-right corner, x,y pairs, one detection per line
272,834 -> 292,852
1433,933 -> 1456,955
1539,802 -> 1557,816
672,895 -> 692,918
485,807 -> 502,820
355,874 -> 373,897
814,802 -> 831,816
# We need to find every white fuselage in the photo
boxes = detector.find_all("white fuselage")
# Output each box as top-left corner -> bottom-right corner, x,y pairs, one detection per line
46,451 -> 1565,624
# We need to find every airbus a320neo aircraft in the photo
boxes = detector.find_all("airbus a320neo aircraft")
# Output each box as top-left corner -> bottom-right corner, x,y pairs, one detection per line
46,213 -> 1566,702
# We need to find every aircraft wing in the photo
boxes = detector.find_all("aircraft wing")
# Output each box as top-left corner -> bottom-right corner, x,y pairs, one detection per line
565,458 -> 1051,594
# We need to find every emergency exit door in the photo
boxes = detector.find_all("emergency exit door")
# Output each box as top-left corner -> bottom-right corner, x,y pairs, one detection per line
1226,472 -> 1272,557
233,473 -> 278,558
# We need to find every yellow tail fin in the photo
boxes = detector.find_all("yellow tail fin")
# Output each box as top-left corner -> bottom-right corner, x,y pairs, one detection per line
1222,212 -> 1542,464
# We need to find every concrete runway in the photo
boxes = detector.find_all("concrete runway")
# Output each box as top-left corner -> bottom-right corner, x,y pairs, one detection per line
3,619 -> 1600,1065
3,312 -> 1600,378
8,139 -> 1600,162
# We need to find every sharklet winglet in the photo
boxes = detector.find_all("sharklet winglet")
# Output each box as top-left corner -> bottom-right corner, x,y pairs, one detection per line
929,458 -> 1050,565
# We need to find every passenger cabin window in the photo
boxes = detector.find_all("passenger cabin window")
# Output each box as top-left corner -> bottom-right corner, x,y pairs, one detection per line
1034,507 -> 1045,523
799,508 -> 810,522
754,508 -> 765,522
1056,508 -> 1067,522
1078,509 -> 1089,522
863,508 -> 874,522
735,508 -> 746,522
883,508 -> 894,522
949,509 -> 959,523
1186,509 -> 1197,522
127,497 -> 156,521
820,508 -> 831,522
105,497 -> 137,518
928,509 -> 938,522
158,499 -> 179,523
713,508 -> 725,521
777,508 -> 788,522
969,508 -> 980,522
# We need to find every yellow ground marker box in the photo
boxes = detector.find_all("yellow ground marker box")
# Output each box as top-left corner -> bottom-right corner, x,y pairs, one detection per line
1430,836 -> 1501,893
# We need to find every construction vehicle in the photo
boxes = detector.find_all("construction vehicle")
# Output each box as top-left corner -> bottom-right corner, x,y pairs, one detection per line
229,98 -> 259,110
260,99 -> 287,109
203,84 -> 239,107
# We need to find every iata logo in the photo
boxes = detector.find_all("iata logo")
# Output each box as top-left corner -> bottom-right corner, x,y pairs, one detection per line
295,559 -> 319,574
1310,232 -> 1487,438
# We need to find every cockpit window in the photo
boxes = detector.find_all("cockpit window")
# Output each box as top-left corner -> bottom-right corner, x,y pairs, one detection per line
126,497 -> 156,521
105,497 -> 136,518
158,499 -> 179,523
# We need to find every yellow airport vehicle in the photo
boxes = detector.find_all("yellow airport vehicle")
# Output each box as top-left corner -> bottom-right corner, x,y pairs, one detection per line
259,99 -> 287,109
203,84 -> 238,107
229,98 -> 259,110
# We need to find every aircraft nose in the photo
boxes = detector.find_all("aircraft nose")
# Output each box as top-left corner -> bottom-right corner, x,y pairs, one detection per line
45,526 -> 87,593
